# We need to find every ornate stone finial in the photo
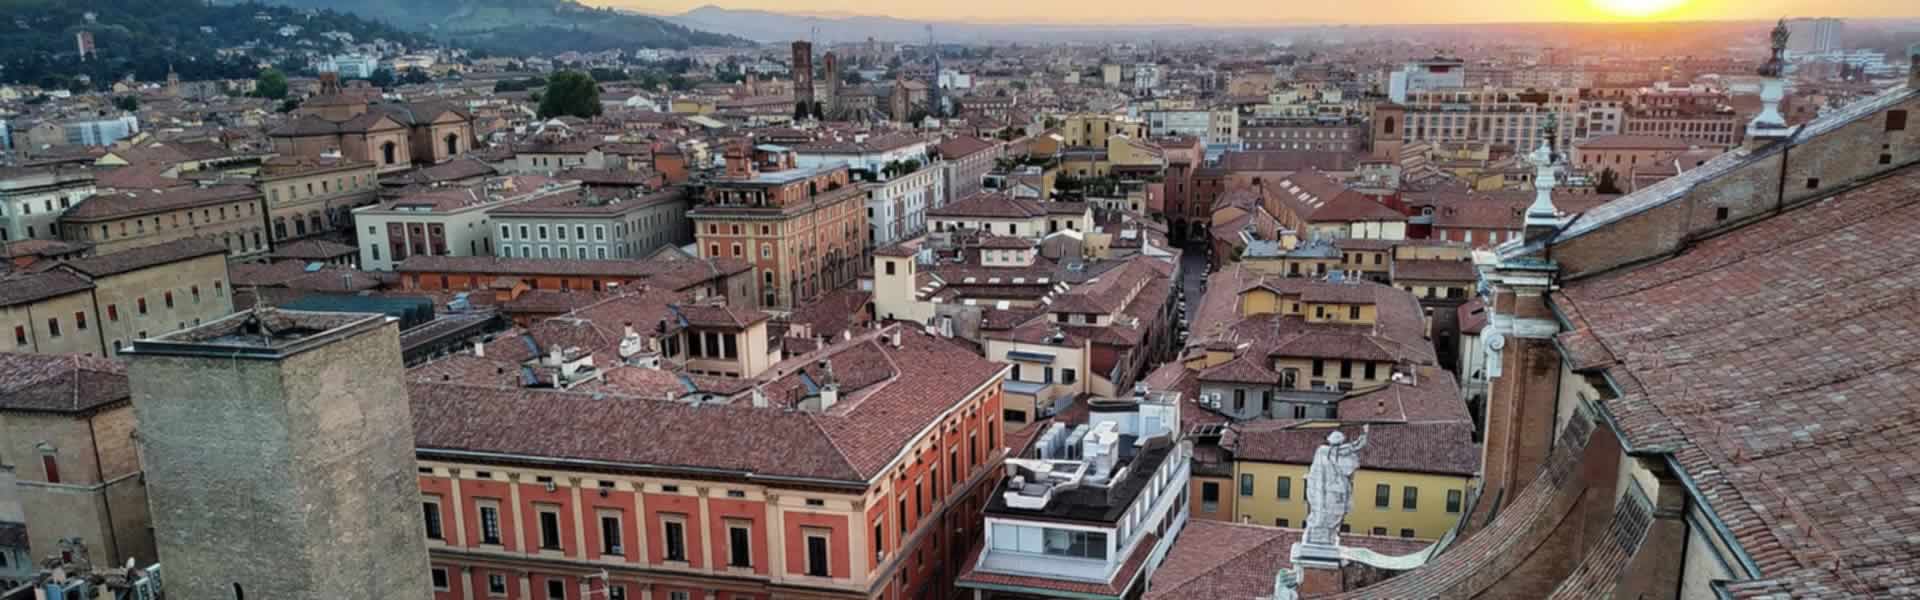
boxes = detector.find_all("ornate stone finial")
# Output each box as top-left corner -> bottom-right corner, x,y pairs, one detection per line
1524,122 -> 1561,235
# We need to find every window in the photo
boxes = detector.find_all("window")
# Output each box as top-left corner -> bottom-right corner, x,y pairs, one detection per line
74,311 -> 87,331
1233,389 -> 1245,411
1364,362 -> 1377,380
1003,408 -> 1027,423
805,533 -> 830,577
1276,477 -> 1291,500
1349,306 -> 1360,320
1062,368 -> 1077,384
1403,487 -> 1418,510
138,297 -> 148,315
431,568 -> 449,591
1239,474 -> 1254,496
46,318 -> 60,338
1400,528 -> 1417,538
669,592 -> 690,600
11,326 -> 23,346
488,575 -> 507,595
41,455 -> 60,484
1276,518 -> 1289,527
1889,109 -> 1908,132
1311,359 -> 1324,377
1371,526 -> 1388,535
479,503 -> 502,544
1375,484 -> 1391,508
546,579 -> 565,600
663,518 -> 688,561
885,260 -> 896,275
601,513 -> 624,555
1447,490 -> 1464,513
728,523 -> 752,567
1716,206 -> 1730,221
538,507 -> 563,550
609,586 -> 627,600
423,500 -> 444,539
1806,177 -> 1820,190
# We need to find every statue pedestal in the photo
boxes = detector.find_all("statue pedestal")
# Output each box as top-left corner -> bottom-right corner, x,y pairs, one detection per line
1289,541 -> 1346,595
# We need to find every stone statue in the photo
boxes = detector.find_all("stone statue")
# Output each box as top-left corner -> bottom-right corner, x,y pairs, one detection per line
1303,425 -> 1370,547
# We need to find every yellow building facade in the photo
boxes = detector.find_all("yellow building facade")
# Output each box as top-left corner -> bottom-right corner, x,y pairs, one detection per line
1228,458 -> 1471,540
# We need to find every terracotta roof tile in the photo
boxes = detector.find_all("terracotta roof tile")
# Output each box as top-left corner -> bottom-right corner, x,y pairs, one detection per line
0,353 -> 128,414
1551,162 -> 1920,598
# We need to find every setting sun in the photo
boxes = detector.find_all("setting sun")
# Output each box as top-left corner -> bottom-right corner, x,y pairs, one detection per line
1589,0 -> 1689,19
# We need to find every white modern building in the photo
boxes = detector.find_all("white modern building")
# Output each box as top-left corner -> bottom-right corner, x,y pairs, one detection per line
327,54 -> 380,79
1387,58 -> 1467,103
1785,18 -> 1845,54
0,165 -> 96,242
956,389 -> 1191,599
864,166 -> 943,247
63,115 -> 139,147
1145,109 -> 1211,138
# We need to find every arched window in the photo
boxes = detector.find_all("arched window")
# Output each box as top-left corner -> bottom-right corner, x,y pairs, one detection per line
445,134 -> 459,156
381,142 -> 398,165
1383,116 -> 1398,136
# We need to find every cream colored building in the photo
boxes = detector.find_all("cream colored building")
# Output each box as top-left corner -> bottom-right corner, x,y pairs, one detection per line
58,185 -> 270,259
256,156 -> 380,243
0,238 -> 233,357
0,354 -> 155,568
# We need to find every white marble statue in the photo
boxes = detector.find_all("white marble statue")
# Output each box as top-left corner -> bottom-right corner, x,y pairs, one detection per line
1303,425 -> 1370,547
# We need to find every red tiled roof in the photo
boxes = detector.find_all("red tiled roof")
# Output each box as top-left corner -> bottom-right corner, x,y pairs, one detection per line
935,136 -> 998,160
0,270 -> 94,307
1551,162 -> 1920,598
1391,258 -> 1477,282
1231,419 -> 1478,477
60,185 -> 260,222
58,238 -> 227,278
0,353 -> 128,414
1146,521 -> 1429,600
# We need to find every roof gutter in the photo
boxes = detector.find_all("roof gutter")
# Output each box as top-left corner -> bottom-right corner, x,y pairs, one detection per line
414,447 -> 869,491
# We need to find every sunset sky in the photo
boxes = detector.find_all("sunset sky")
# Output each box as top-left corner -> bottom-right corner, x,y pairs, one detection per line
592,0 -> 1920,25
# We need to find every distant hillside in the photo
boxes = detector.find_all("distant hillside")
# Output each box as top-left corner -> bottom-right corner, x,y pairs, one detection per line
0,0 -> 431,88
239,0 -> 751,54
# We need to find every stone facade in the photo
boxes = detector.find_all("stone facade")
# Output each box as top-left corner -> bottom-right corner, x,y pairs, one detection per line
127,312 -> 431,600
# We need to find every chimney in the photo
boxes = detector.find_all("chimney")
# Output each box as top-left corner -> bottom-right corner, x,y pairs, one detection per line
819,382 -> 840,410
751,386 -> 769,408
472,340 -> 485,358
888,328 -> 903,347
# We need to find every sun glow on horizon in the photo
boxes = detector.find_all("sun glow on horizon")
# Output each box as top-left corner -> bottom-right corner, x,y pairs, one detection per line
1588,0 -> 1690,19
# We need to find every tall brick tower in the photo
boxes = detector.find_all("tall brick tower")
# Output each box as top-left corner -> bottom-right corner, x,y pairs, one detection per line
124,309 -> 429,600
791,40 -> 815,120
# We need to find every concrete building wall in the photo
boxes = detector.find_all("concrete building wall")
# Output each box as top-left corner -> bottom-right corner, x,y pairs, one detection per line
2,291 -> 103,356
92,253 -> 234,356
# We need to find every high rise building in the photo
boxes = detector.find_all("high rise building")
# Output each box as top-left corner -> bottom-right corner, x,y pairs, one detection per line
126,309 -> 432,599
1785,17 -> 1845,54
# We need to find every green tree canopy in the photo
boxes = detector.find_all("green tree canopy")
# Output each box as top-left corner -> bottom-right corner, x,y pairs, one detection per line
113,96 -> 139,112
255,68 -> 289,100
538,71 -> 603,119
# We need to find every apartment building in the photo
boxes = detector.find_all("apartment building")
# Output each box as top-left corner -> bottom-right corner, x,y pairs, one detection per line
413,325 -> 1010,600
689,143 -> 868,310
927,192 -> 1092,240
0,354 -> 156,570
489,188 -> 691,261
1219,369 -> 1477,540
255,155 -> 381,243
354,175 -> 581,271
1372,88 -> 1579,160
0,165 -> 94,242
1238,116 -> 1367,153
0,238 -> 234,357
394,254 -> 756,309
934,137 -> 1004,208
955,390 -> 1190,600
57,185 -> 269,259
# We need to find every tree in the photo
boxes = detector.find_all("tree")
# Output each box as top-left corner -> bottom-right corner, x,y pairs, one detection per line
1596,167 -> 1623,195
399,68 -> 431,85
538,70 -> 602,119
255,68 -> 289,100
368,69 -> 396,88
589,67 -> 629,83
842,70 -> 865,85
113,96 -> 139,112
